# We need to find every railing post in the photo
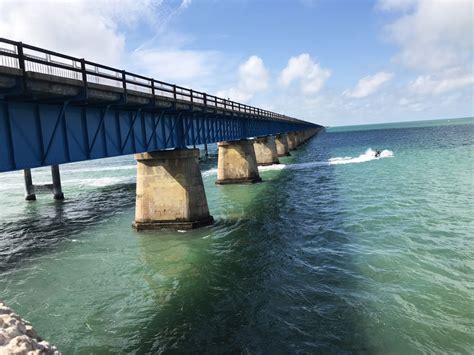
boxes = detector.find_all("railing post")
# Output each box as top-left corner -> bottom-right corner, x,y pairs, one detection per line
17,42 -> 26,75
151,80 -> 156,106
121,70 -> 127,102
80,59 -> 88,99
204,93 -> 207,107
17,42 -> 27,91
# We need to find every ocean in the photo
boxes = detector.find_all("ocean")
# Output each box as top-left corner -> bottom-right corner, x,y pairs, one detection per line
0,117 -> 473,353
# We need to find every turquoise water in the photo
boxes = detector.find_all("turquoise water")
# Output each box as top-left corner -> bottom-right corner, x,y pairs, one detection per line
1,118 -> 473,353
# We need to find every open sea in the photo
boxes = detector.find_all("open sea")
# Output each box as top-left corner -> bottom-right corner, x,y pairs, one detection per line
0,117 -> 473,354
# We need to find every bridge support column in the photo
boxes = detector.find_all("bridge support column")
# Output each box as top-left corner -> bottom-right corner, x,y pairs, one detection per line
216,139 -> 261,184
23,169 -> 36,201
275,134 -> 290,157
133,148 -> 213,231
296,131 -> 304,146
253,136 -> 279,166
51,165 -> 64,200
303,130 -> 311,142
287,132 -> 298,150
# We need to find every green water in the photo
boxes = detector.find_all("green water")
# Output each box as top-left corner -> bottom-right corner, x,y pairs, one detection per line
1,118 -> 473,353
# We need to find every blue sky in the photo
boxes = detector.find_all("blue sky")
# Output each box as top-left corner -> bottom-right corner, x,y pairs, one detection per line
0,0 -> 472,126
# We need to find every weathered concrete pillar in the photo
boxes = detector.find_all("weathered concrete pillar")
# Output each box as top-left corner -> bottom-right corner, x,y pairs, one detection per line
23,169 -> 36,201
296,131 -> 304,146
275,134 -> 290,157
133,148 -> 213,230
51,165 -> 64,200
287,132 -> 298,150
253,136 -> 279,166
216,139 -> 261,184
299,131 -> 306,144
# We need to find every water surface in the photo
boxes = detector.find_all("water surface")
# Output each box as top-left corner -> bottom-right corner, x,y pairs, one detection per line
1,118 -> 473,353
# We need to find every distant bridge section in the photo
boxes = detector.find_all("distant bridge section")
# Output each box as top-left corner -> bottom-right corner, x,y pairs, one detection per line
0,38 -> 320,173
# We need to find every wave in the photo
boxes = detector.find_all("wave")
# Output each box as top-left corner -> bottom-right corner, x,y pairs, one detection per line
80,176 -> 135,187
0,149 -> 393,190
328,148 -> 393,165
62,165 -> 137,174
260,148 -> 394,172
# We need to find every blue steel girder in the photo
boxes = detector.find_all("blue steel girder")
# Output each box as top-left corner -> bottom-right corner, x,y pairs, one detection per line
0,38 -> 322,172
0,101 -> 314,172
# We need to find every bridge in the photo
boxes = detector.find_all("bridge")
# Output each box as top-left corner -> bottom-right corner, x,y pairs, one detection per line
0,38 -> 322,230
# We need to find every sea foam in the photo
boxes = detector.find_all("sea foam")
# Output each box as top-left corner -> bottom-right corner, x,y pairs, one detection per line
328,148 -> 393,165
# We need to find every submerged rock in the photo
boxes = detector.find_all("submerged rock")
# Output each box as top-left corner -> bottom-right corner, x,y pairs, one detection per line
0,301 -> 60,354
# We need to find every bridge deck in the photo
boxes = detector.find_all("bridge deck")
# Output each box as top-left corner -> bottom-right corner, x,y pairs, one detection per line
0,38 -> 320,173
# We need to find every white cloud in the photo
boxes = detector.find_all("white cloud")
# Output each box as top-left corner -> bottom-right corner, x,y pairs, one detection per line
279,54 -> 331,94
216,55 -> 268,102
409,69 -> 474,95
380,0 -> 474,71
377,0 -> 417,11
345,71 -> 394,98
132,47 -> 221,83
0,0 -> 193,67
180,0 -> 192,9
0,0 -> 222,88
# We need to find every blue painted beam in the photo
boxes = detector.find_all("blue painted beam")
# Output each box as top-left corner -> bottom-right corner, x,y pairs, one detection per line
0,101 -> 315,172
0,37 -> 321,173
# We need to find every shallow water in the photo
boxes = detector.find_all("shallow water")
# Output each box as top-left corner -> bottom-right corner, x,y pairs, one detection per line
1,118 -> 473,354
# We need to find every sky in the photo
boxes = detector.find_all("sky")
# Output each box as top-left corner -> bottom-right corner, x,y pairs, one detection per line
0,0 -> 472,126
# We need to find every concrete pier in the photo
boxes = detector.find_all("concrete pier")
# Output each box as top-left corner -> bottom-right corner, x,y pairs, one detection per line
23,169 -> 36,201
253,136 -> 279,166
275,134 -> 291,157
287,132 -> 298,150
295,131 -> 303,146
51,165 -> 64,200
133,148 -> 213,230
216,139 -> 261,184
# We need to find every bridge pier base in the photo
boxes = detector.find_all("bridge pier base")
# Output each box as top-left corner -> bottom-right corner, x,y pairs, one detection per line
301,130 -> 309,144
216,139 -> 261,184
23,169 -> 36,201
253,136 -> 279,166
51,165 -> 64,200
275,134 -> 290,157
296,131 -> 304,146
287,132 -> 298,150
133,148 -> 213,231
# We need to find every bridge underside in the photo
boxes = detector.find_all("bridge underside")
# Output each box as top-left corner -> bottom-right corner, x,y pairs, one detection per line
0,70 -> 316,173
0,38 -> 323,230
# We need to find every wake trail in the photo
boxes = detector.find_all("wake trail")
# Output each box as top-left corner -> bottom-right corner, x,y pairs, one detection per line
0,149 -> 393,190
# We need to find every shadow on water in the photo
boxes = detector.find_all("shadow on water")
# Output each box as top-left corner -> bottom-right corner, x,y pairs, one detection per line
0,183 -> 136,272
132,133 -> 370,354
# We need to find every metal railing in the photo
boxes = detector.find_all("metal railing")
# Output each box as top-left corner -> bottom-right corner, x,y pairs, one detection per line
0,38 -> 305,123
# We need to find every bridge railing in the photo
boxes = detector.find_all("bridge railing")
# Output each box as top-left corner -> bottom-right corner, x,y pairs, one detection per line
0,38 -> 312,126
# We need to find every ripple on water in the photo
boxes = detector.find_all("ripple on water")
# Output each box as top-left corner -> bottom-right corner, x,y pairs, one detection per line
0,122 -> 473,353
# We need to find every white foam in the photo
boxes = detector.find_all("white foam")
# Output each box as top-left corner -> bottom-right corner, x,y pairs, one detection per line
260,148 -> 394,172
81,176 -> 135,187
0,149 -> 393,191
328,148 -> 393,165
202,168 -> 218,177
62,165 -> 137,174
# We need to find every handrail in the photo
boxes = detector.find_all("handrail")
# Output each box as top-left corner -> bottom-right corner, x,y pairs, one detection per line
0,37 -> 312,125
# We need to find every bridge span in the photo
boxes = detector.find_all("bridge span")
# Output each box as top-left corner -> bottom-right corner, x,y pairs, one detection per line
0,38 -> 322,230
